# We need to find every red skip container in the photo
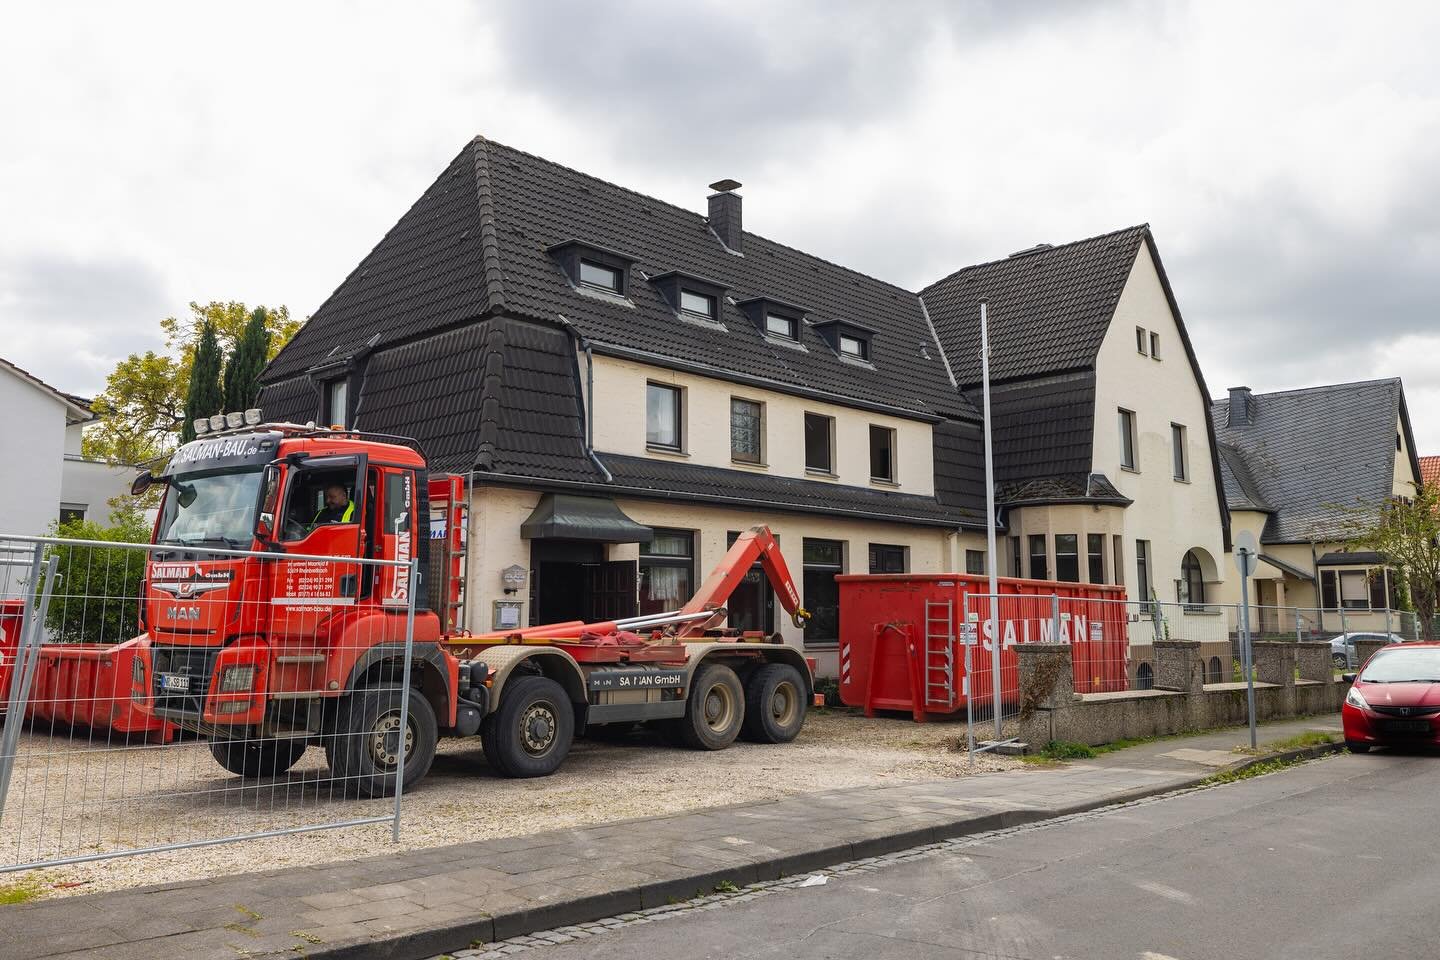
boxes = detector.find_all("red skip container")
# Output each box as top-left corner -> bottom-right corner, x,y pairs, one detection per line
0,599 -> 22,715
24,638 -> 175,742
835,573 -> 1129,722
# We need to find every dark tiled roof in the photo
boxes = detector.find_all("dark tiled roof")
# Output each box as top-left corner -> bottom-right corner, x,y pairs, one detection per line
996,473 -> 1132,508
1213,379 -> 1416,543
596,454 -> 981,529
921,227 -> 1148,387
1216,443 -> 1274,513
966,370 -> 1096,484
1317,551 -> 1385,567
932,420 -> 989,519
264,137 -> 967,422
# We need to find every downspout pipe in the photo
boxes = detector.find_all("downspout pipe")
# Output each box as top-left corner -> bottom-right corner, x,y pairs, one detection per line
555,314 -> 613,483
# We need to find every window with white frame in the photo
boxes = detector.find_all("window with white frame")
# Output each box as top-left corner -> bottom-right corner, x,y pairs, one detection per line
765,313 -> 798,340
679,289 -> 717,320
578,259 -> 622,293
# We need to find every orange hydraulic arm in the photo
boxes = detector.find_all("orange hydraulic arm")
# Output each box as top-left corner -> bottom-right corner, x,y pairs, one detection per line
676,525 -> 810,637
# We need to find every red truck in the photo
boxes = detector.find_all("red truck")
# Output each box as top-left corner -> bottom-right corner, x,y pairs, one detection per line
128,417 -> 814,796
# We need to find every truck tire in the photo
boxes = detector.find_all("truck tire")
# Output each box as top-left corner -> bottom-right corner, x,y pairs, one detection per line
740,663 -> 807,744
325,683 -> 438,798
481,675 -> 574,778
679,663 -> 745,750
209,736 -> 308,779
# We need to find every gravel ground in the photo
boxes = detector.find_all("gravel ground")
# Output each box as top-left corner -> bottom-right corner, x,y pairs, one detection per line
0,710 -> 1018,901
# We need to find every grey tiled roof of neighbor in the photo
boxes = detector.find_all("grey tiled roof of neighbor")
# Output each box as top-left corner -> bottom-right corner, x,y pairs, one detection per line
263,136 -> 968,422
1212,379 -> 1418,544
920,226 -> 1149,387
1216,442 -> 1274,513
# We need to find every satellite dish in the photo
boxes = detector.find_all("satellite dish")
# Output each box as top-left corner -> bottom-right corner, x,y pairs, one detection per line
1234,530 -> 1259,578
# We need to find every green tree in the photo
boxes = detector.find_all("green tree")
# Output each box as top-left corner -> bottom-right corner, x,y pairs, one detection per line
222,307 -> 272,413
85,301 -> 299,463
46,505 -> 152,645
181,320 -> 224,443
1341,482 -> 1440,640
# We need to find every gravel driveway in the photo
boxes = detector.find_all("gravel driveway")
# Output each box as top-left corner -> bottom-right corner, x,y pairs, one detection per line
0,710 -> 1017,900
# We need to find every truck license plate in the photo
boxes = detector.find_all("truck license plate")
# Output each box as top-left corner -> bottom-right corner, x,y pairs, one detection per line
159,673 -> 191,693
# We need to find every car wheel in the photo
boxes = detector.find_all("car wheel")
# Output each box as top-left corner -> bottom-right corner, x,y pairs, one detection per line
1332,652 -> 1348,669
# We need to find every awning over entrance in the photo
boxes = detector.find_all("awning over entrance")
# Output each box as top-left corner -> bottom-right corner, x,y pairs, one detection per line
520,494 -> 654,543
1257,553 -> 1315,582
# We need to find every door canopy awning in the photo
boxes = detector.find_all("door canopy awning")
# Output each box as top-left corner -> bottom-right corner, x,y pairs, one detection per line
520,494 -> 654,543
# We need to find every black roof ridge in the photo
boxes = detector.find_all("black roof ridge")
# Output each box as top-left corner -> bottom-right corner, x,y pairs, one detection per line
473,134 -> 924,301
1212,377 -> 1402,405
919,223 -> 1150,293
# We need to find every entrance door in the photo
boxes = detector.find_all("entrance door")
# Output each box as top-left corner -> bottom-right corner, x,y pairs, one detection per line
530,540 -> 638,626
586,561 -> 638,623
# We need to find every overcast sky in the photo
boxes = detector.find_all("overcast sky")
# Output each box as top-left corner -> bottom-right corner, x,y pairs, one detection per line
3,1 -> 1438,449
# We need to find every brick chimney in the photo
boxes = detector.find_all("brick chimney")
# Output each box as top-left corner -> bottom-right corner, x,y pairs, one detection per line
1227,386 -> 1254,427
707,179 -> 742,253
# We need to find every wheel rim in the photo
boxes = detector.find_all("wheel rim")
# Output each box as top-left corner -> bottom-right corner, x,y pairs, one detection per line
703,681 -> 737,731
368,711 -> 414,770
520,700 -> 559,757
769,680 -> 799,728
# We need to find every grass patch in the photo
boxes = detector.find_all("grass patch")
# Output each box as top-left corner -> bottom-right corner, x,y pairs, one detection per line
1030,740 -> 1098,761
1201,756 -> 1306,786
0,880 -> 43,906
1237,730 -> 1339,756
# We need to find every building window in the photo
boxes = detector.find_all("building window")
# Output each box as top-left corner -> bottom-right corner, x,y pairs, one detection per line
1112,535 -> 1124,589
1055,534 -> 1079,583
646,383 -> 682,450
58,506 -> 86,525
578,259 -> 622,292
326,378 -> 349,428
868,543 -> 907,574
1029,534 -> 1048,580
1136,326 -> 1148,355
679,289 -> 717,320
1340,570 -> 1369,609
869,425 -> 896,482
1009,536 -> 1022,577
1087,534 -> 1105,584
966,549 -> 986,575
1136,539 -> 1153,607
1180,550 -> 1205,609
839,334 -> 869,360
1136,662 -> 1154,690
766,313 -> 798,340
730,398 -> 763,464
804,413 -> 834,473
1171,423 -> 1188,480
1119,408 -> 1137,470
639,530 -> 694,616
1149,331 -> 1161,359
802,538 -> 844,644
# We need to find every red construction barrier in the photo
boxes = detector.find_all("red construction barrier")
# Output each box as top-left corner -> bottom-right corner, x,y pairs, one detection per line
836,573 -> 1129,721
0,599 -> 21,715
25,638 -> 175,742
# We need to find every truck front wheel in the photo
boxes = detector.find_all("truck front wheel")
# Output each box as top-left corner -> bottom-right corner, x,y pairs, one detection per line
679,664 -> 745,750
326,684 -> 438,798
481,675 -> 574,778
209,736 -> 308,779
740,664 -> 807,744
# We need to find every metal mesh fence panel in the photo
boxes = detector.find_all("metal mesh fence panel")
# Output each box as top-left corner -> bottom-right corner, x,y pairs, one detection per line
0,535 -> 418,873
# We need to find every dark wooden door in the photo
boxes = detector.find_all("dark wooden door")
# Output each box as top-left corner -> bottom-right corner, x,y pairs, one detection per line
586,561 -> 637,622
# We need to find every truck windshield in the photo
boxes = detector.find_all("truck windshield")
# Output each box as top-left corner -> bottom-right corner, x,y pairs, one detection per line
157,469 -> 263,548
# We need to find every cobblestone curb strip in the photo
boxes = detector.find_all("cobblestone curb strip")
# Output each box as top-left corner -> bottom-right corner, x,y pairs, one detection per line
3,735 -> 1343,960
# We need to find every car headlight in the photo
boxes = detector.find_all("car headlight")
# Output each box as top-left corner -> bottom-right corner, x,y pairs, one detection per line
218,665 -> 256,693
1345,686 -> 1369,710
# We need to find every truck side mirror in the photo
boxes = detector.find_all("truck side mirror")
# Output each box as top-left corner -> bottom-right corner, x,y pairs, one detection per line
255,464 -> 281,541
131,471 -> 154,496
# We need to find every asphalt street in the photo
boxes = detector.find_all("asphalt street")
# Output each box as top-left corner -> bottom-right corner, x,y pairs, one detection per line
493,750 -> 1440,960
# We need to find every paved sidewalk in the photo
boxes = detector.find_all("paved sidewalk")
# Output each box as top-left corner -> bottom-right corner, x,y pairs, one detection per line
0,716 -> 1341,960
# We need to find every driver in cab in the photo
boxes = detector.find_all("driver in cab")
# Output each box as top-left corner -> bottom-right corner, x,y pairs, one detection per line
310,483 -> 355,528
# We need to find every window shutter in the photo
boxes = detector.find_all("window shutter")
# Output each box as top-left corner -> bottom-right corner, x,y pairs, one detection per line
1321,570 -> 1338,608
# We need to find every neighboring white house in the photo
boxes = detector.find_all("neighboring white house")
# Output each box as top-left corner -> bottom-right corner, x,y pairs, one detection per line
0,357 -> 133,538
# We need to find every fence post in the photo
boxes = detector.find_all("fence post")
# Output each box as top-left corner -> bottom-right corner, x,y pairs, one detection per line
990,592 -> 1002,741
1340,605 -> 1348,639
392,558 -> 420,843
1295,610 -> 1303,643
1386,606 -> 1393,638
0,552 -> 58,825
963,595 -> 975,762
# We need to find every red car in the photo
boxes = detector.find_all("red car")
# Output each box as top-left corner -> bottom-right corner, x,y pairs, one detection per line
1343,642 -> 1440,752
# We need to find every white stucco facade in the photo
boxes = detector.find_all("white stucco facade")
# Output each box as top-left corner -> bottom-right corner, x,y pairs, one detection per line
0,362 -> 84,538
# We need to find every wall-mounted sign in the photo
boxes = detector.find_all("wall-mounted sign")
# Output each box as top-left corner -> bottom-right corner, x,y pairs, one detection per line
500,564 -> 528,590
493,600 -> 524,631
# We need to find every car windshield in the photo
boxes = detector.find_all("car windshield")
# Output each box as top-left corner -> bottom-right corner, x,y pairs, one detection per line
1359,647 -> 1440,683
157,469 -> 263,548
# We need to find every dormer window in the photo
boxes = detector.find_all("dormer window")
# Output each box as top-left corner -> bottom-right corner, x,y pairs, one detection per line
812,318 -> 877,363
765,314 -> 798,340
579,259 -> 622,292
649,270 -> 728,327
680,289 -> 717,320
547,239 -> 637,299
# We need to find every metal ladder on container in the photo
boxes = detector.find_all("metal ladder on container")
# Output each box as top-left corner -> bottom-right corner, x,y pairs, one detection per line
923,599 -> 955,708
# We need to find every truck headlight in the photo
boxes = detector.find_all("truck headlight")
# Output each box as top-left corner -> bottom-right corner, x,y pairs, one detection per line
132,657 -> 144,685
218,665 -> 256,693
1345,686 -> 1369,711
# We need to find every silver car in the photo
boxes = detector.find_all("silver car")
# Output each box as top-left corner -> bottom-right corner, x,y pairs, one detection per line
1329,632 -> 1410,668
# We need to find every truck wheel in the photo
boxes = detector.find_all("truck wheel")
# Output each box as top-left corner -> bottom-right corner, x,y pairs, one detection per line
326,684 -> 438,798
740,663 -> 807,744
680,664 -> 744,750
481,675 -> 574,778
209,736 -> 308,779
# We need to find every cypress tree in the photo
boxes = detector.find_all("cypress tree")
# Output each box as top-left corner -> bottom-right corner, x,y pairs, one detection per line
181,321 -> 224,442
222,307 -> 272,414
